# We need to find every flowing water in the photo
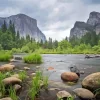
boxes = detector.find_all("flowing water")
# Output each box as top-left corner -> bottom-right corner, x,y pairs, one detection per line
41,54 -> 100,80
1,54 -> 100,100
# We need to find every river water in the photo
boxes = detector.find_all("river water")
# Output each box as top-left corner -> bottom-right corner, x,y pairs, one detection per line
41,54 -> 100,81
1,54 -> 100,100
12,54 -> 100,83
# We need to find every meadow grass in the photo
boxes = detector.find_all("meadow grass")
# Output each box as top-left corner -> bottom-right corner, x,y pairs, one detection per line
23,53 -> 42,64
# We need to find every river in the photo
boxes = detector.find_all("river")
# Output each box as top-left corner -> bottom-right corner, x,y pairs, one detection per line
1,54 -> 100,100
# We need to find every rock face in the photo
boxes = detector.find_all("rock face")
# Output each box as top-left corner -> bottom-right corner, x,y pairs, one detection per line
0,14 -> 46,42
82,72 -> 100,91
61,72 -> 79,82
73,88 -> 95,99
70,11 -> 100,38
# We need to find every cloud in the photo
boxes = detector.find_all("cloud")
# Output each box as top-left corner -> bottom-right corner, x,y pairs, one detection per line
83,0 -> 100,4
0,0 -> 100,40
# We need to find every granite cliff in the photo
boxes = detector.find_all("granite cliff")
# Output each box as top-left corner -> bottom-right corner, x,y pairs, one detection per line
70,11 -> 100,38
0,14 -> 46,42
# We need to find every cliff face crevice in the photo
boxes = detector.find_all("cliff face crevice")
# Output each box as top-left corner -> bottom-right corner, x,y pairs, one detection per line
70,11 -> 100,38
0,14 -> 46,42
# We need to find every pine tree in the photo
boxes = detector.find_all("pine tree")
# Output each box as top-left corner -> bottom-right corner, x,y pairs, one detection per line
1,20 -> 7,33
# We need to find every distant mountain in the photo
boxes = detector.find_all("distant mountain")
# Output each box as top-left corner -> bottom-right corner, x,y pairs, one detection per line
70,11 -> 100,38
0,14 -> 46,42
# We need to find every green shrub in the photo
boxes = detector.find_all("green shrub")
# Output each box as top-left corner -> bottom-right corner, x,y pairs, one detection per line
23,53 -> 42,64
0,51 -> 12,62
11,48 -> 21,53
21,46 -> 30,53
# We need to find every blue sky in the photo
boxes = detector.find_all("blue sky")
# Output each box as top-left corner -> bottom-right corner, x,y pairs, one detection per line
0,0 -> 100,40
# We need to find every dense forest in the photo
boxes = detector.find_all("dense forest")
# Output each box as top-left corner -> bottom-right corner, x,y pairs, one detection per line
0,21 -> 100,54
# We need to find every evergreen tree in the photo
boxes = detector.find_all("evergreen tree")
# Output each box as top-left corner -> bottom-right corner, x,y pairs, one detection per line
1,20 -> 7,33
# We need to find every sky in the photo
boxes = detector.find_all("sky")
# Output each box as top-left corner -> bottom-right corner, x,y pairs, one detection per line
0,0 -> 100,41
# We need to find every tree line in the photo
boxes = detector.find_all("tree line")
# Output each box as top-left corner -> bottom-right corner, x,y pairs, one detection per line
0,20 -> 100,54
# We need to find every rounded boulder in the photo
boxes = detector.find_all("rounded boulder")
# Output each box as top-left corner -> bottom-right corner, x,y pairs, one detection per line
61,72 -> 79,82
82,72 -> 100,91
0,64 -> 15,71
0,97 -> 12,100
3,77 -> 22,85
57,91 -> 72,99
73,88 -> 95,99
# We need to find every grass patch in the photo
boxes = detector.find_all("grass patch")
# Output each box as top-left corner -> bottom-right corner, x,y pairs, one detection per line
0,51 -> 12,62
29,71 -> 42,100
19,71 -> 27,81
23,53 -> 42,64
43,76 -> 49,89
29,71 -> 49,100
8,86 -> 18,100
0,72 -> 6,96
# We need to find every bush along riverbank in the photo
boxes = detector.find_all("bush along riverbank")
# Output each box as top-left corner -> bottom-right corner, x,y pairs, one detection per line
23,53 -> 42,64
0,51 -> 12,62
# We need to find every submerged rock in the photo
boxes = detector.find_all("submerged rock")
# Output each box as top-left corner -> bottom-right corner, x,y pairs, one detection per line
73,88 -> 95,99
61,72 -> 79,82
57,91 -> 72,99
31,73 -> 36,76
0,97 -> 12,100
69,65 -> 80,77
3,77 -> 22,85
80,71 -> 84,74
10,59 -> 16,62
82,72 -> 100,91
36,66 -> 41,69
24,67 -> 30,70
14,56 -> 22,60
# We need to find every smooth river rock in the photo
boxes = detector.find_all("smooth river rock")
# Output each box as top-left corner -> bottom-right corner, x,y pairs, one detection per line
73,88 -> 95,99
82,72 -> 100,91
24,67 -> 30,70
0,64 -> 15,71
14,84 -> 22,92
0,97 -> 12,100
57,90 -> 72,99
11,74 -> 20,79
61,72 -> 79,82
3,77 -> 22,85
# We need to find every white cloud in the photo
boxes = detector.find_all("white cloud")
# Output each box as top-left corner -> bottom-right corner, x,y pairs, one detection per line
0,7 -> 20,17
0,0 -> 100,40
43,28 -> 70,41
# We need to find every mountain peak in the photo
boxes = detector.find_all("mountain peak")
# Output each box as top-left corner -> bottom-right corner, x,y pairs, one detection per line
70,11 -> 100,38
90,11 -> 100,16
